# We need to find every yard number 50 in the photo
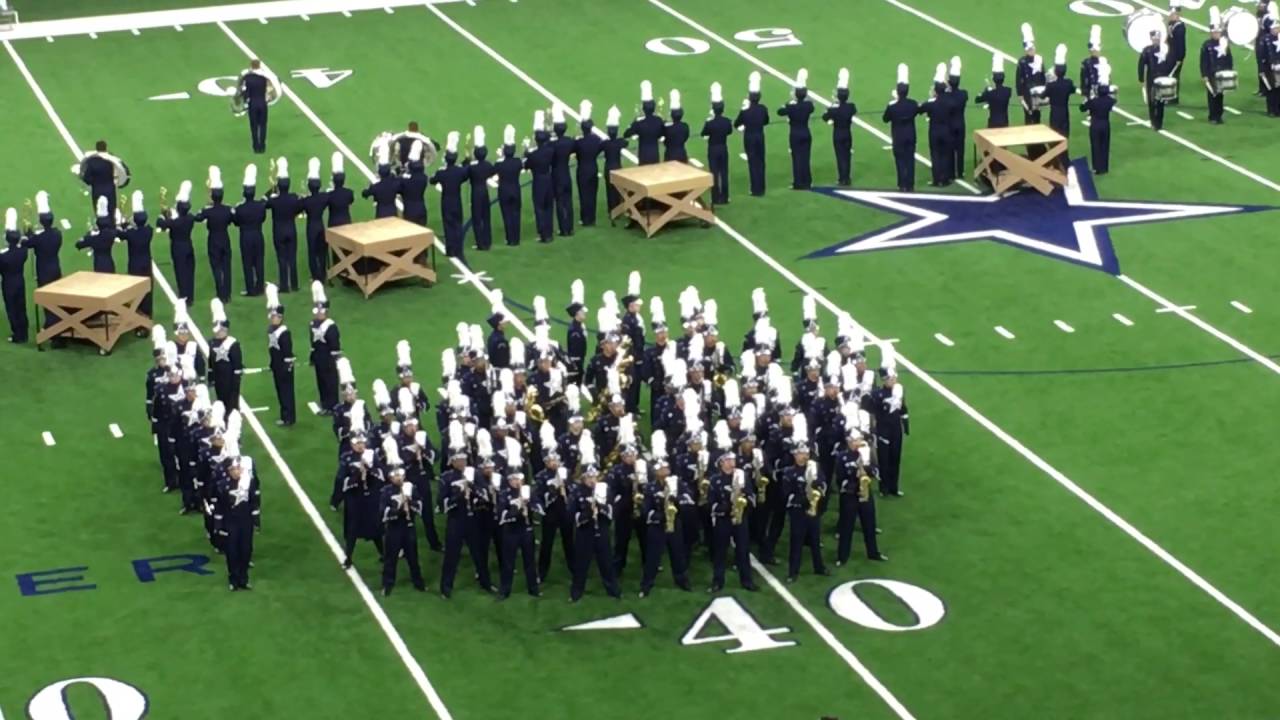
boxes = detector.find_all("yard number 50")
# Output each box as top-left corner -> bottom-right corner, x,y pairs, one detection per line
645,27 -> 802,56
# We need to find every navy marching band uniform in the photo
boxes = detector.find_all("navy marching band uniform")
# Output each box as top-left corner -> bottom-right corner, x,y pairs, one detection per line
946,59 -> 968,181
380,462 -> 427,596
299,161 -> 330,282
1045,48 -> 1078,141
77,203 -> 118,274
265,284 -> 295,426
1081,70 -> 1116,175
363,160 -> 401,220
569,475 -> 622,602
602,114 -> 630,214
465,130 -> 495,251
79,146 -> 123,218
883,67 -> 919,192
309,282 -> 341,412
833,439 -> 886,565
208,302 -> 243,413
663,91 -> 691,163
777,70 -> 815,190
1167,10 -> 1187,97
1201,29 -> 1233,125
327,154 -> 355,228
1139,35 -> 1169,131
575,105 -> 604,227
782,454 -> 828,581
701,84 -> 734,203
1016,27 -> 1044,125
238,64 -> 272,154
232,169 -> 267,297
339,437 -> 384,567
976,58 -> 1012,129
551,114 -> 577,237
118,194 -> 155,319
495,129 -> 524,246
160,188 -> 199,302
218,454 -> 260,590
195,168 -> 234,302
497,477 -> 541,599
918,64 -> 953,187
524,117 -> 555,244
735,72 -> 770,196
626,81 -> 665,165
871,371 -> 909,497
823,69 -> 857,186
0,217 -> 28,344
21,197 -> 62,331
265,162 -> 301,293
399,142 -> 430,227
431,135 -> 470,258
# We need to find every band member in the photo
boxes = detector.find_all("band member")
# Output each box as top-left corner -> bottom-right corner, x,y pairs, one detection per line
976,54 -> 1012,129
218,439 -> 259,590
118,191 -> 154,321
822,69 -> 856,186
238,59 -> 274,154
883,64 -> 919,193
395,393 -> 439,551
493,126 -> 524,246
465,126 -> 494,251
160,182 -> 198,302
834,428 -> 887,566
1046,44 -> 1077,141
364,143 -> 401,219
468,435 -> 499,593
709,424 -> 758,592
438,424 -> 486,597
702,83 -> 734,203
21,192 -> 63,333
77,141 -> 127,217
77,196 -> 117,273
602,107 -> 630,213
265,158 -> 300,293
575,102 -> 603,227
327,153 -> 355,228
497,456 -> 541,600
1016,24 -> 1043,124
626,80 -> 664,165
196,166 -> 234,302
565,279 -> 588,384
263,284 -> 295,426
663,89 -> 690,163
548,107 -> 576,238
605,421 -> 642,575
639,444 -> 691,597
919,63 -> 953,188
872,356 -> 909,497
208,298 -> 243,411
568,444 -> 622,601
1257,0 -> 1276,98
1202,10 -> 1234,125
299,158 -> 329,282
1080,60 -> 1116,175
776,69 -> 814,190
735,72 -> 770,196
338,421 -> 383,567
1,209 -> 28,344
232,165 -> 267,297
398,141 -> 429,228
946,57 -> 967,181
782,434 -> 828,582
524,112 -> 555,244
1263,17 -> 1280,117
310,281 -> 340,413
1139,31 -> 1170,131
380,438 -> 427,596
1081,25 -> 1104,99
534,434 -> 574,581
429,132 -> 467,257
1167,2 -> 1187,101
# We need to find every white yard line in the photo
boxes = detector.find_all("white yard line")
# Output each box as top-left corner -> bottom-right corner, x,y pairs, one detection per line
41,431 -> 56,446
640,0 -> 1280,649
109,423 -> 124,438
1053,319 -> 1075,333
240,366 -> 265,375
5,36 -> 455,720
934,332 -> 954,347
994,325 -> 1015,339
1155,305 -> 1196,313
1,0 -> 462,40
307,400 -> 322,415
1113,313 -> 1135,327
1224,106 -> 1242,116
1231,300 -> 1253,314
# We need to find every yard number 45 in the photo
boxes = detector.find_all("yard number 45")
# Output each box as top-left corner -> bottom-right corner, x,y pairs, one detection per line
645,27 -> 802,56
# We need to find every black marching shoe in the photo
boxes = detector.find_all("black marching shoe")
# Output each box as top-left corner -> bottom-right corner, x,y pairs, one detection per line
341,558 -> 352,569
870,553 -> 889,562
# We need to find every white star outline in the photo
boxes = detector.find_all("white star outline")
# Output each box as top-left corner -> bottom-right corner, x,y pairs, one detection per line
825,167 -> 1249,270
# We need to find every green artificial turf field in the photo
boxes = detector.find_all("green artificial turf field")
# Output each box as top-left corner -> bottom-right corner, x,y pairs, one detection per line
2,1 -> 1279,718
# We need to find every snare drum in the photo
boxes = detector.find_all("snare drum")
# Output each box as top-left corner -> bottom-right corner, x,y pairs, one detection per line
1153,76 -> 1179,102
1029,85 -> 1048,109
1215,70 -> 1239,92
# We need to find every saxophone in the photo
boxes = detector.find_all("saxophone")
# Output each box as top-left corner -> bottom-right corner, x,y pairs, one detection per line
525,386 -> 545,424
805,463 -> 822,517
731,486 -> 748,526
664,493 -> 678,533
753,455 -> 769,496
632,472 -> 644,520
858,472 -> 872,502
696,453 -> 710,506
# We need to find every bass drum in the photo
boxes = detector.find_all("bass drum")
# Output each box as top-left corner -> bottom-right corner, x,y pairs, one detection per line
1124,9 -> 1165,54
1223,7 -> 1259,46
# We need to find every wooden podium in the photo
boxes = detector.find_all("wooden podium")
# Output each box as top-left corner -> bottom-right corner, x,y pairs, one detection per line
34,272 -> 152,354
973,125 -> 1068,196
609,161 -> 715,237
326,217 -> 437,298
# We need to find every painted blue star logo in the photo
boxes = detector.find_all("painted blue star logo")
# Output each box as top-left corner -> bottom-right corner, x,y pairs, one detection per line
807,159 -> 1271,274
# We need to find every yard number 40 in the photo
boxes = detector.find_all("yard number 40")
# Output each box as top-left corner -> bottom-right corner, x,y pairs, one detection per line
645,27 -> 802,56
10,677 -> 149,719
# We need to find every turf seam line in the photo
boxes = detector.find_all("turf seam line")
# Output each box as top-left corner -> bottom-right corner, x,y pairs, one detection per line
630,0 -> 1280,650
425,5 -> 917,718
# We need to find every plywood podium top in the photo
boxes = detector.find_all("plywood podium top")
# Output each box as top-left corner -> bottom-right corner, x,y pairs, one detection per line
34,271 -> 149,302
327,217 -> 435,250
974,124 -> 1066,148
611,161 -> 713,195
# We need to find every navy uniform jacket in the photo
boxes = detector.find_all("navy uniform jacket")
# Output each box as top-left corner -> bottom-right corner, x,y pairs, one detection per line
1200,40 -> 1234,78
523,142 -> 554,181
0,240 -> 29,287
327,185 -> 354,226
777,99 -> 815,139
380,485 -> 423,528
497,484 -> 531,528
265,191 -> 301,237
602,134 -> 629,175
465,158 -> 494,202
117,222 -> 154,275
431,163 -> 470,215
1015,56 -> 1037,100
949,86 -> 968,132
23,227 -> 63,284
1138,46 -> 1167,88
494,155 -> 523,198
975,84 -> 1012,127
76,226 -> 117,273
268,324 -> 293,370
870,387 -> 910,438
1080,94 -> 1116,127
399,170 -> 429,220
439,467 -> 468,515
174,339 -> 206,376
584,352 -> 616,396
241,73 -> 269,109
576,132 -> 604,180
211,336 -> 243,378
700,115 -> 733,148
663,120 -> 690,162
822,101 -> 857,140
300,191 -> 329,232
620,311 -> 645,354
566,320 -> 587,376
833,447 -> 872,494
310,318 -> 340,366
780,463 -> 821,510
641,341 -> 669,387
1080,57 -> 1102,97
81,155 -> 118,198
1045,77 -> 1077,129
487,329 -> 510,369
918,93 -> 951,130
1169,21 -> 1187,66
556,431 -> 584,474
734,103 -> 770,141
551,135 -> 576,183
231,199 -> 266,238
625,114 -> 665,164
195,202 -> 233,251
882,98 -> 920,146
362,177 -> 401,218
